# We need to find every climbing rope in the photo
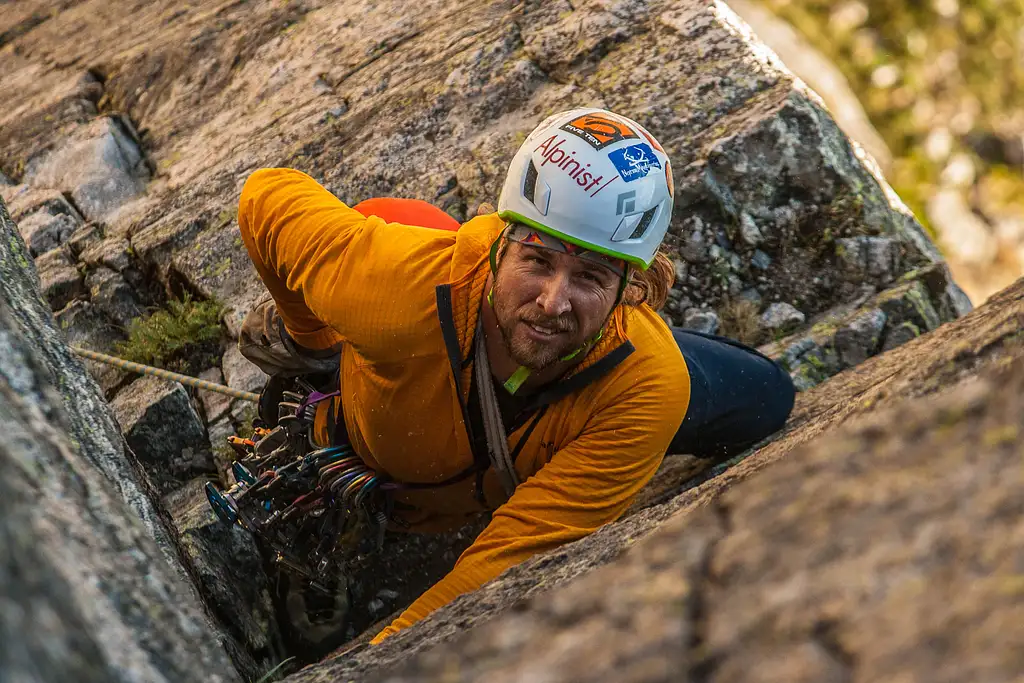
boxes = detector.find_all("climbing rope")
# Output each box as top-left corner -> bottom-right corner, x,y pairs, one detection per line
70,346 -> 260,402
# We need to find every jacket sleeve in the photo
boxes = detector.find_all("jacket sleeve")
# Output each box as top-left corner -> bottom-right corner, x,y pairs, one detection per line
370,365 -> 689,644
237,167 -> 453,353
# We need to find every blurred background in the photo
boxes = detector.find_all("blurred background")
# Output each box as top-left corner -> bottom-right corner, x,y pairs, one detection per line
734,0 -> 1024,304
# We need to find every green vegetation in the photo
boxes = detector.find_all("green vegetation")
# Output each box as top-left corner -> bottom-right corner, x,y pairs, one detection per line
764,0 -> 1024,229
115,293 -> 224,371
255,657 -> 296,683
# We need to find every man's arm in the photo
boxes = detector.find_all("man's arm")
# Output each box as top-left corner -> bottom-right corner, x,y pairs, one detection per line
238,168 -> 455,354
371,366 -> 690,643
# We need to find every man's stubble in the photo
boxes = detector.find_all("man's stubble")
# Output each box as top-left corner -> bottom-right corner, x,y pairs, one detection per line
491,274 -> 579,371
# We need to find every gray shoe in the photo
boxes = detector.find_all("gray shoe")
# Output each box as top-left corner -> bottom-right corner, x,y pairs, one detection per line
281,574 -> 350,646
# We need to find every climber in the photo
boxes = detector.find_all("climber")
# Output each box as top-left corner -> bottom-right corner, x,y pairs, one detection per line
235,108 -> 795,646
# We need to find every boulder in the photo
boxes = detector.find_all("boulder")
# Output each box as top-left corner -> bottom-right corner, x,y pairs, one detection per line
760,302 -> 806,333
876,279 -> 941,334
681,308 -> 720,335
833,308 -> 887,368
16,209 -> 80,256
35,247 -> 84,311
85,267 -> 145,330
0,195 -> 237,680
110,377 -> 214,495
22,115 -> 149,223
880,321 -> 922,352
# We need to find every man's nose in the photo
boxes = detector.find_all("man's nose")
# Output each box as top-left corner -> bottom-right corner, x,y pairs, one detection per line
536,272 -> 572,317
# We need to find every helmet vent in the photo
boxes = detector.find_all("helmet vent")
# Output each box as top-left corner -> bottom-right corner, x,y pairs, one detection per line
523,159 -> 539,203
629,207 -> 658,240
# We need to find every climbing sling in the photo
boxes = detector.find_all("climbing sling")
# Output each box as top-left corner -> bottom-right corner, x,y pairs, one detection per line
472,316 -> 521,498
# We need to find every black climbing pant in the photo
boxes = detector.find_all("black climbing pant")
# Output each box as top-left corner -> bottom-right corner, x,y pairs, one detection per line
669,328 -> 795,459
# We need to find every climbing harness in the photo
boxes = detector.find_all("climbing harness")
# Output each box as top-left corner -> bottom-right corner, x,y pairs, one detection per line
203,378 -> 394,592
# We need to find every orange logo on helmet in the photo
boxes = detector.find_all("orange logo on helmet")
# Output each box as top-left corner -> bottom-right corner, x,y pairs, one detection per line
560,113 -> 639,150
638,127 -> 665,154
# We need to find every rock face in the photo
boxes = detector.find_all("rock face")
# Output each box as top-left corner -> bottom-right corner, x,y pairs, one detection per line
288,266 -> 1024,683
0,0 -> 1007,681
0,198 -> 237,681
165,481 -> 283,683
0,0 -> 967,392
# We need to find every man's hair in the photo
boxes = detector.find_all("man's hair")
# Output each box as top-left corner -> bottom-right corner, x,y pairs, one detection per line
622,251 -> 675,310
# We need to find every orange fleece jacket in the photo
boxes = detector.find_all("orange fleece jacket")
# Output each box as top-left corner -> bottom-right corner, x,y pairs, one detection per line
237,168 -> 690,643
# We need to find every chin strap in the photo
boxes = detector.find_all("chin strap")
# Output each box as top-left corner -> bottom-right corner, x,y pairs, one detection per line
487,231 -> 629,396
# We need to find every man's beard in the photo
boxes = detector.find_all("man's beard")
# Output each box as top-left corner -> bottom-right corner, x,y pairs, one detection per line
492,279 -> 581,371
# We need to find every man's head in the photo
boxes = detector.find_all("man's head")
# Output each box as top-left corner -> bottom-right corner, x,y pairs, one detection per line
490,224 -> 624,370
490,108 -> 675,377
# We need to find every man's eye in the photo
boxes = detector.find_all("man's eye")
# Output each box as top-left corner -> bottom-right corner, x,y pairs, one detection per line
528,255 -> 548,265
577,271 -> 601,283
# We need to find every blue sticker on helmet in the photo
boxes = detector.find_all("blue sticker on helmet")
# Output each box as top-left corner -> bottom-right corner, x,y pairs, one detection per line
608,143 -> 661,183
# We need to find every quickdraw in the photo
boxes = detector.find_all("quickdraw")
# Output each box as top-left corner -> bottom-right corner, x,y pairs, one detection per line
205,383 -> 393,592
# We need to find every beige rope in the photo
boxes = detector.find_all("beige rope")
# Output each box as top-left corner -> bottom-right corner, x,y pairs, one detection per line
71,346 -> 259,403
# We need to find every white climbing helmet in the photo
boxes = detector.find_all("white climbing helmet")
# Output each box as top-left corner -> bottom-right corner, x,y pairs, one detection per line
497,107 -> 675,271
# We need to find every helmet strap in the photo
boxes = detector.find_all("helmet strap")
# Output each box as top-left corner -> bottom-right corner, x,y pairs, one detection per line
488,228 -> 509,275
503,366 -> 532,394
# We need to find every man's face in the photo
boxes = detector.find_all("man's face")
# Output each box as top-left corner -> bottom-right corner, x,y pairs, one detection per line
491,239 -> 622,371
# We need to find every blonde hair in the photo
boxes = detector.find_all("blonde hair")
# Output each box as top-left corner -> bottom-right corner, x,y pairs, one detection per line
622,251 -> 675,310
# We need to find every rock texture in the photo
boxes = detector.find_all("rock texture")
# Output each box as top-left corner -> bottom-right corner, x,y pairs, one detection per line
0,0 -> 969,393
287,271 -> 1024,683
0,0 -> 1007,681
110,377 -> 214,496
0,197 -> 237,681
22,114 -> 149,222
165,481 -> 284,683
724,0 -> 893,172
